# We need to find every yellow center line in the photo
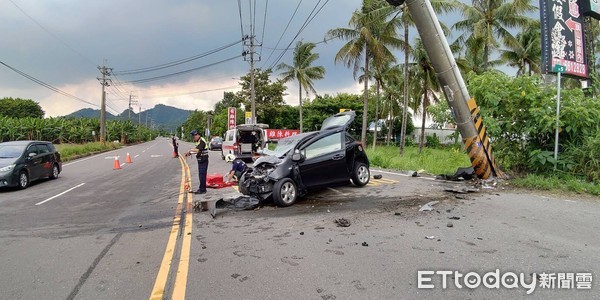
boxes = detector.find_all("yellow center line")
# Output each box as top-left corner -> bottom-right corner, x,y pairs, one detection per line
172,163 -> 193,300
149,155 -> 186,300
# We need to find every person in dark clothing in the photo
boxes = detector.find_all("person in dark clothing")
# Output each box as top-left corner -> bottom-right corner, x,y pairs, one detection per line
224,154 -> 247,183
185,130 -> 209,194
172,135 -> 179,158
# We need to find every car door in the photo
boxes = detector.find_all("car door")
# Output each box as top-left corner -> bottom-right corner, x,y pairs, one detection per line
36,143 -> 53,177
24,144 -> 42,180
298,131 -> 347,189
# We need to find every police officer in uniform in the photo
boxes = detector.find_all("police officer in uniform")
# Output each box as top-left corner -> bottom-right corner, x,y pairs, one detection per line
185,130 -> 209,194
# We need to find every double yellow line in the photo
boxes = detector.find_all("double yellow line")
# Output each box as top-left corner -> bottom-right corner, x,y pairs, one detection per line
149,154 -> 194,300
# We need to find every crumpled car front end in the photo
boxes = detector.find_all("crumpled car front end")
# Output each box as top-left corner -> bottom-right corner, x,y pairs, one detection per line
239,155 -> 290,201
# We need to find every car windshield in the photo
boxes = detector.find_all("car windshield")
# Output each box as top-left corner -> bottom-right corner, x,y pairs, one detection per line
271,136 -> 303,157
211,137 -> 222,142
0,145 -> 25,158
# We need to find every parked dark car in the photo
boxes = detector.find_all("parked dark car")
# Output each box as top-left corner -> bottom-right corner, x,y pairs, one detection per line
238,111 -> 370,206
209,136 -> 223,151
0,141 -> 62,189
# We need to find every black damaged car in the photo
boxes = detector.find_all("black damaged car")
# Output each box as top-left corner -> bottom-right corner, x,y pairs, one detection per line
238,111 -> 370,206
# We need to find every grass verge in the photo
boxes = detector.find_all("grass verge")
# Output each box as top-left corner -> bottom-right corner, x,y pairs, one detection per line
365,145 -> 471,175
56,142 -> 121,162
511,173 -> 600,196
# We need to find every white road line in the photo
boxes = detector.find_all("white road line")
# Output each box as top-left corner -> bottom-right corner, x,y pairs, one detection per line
120,163 -> 126,167
372,169 -> 436,181
35,183 -> 86,206
134,155 -> 140,158
150,155 -> 163,158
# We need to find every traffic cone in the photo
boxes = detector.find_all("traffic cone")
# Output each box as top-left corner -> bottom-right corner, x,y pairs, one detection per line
172,150 -> 178,158
126,152 -> 133,163
113,156 -> 121,170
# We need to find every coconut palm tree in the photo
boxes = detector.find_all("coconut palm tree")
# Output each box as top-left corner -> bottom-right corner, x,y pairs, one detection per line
277,41 -> 325,133
326,0 -> 403,145
453,0 -> 536,71
500,19 -> 541,76
410,38 -> 442,152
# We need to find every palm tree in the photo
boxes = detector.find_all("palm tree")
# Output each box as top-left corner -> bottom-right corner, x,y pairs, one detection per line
410,38 -> 442,152
453,0 -> 536,71
277,41 -> 325,132
326,0 -> 403,145
392,0 -> 455,155
500,20 -> 541,76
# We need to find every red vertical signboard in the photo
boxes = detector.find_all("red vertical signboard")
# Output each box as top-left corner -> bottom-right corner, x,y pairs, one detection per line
540,0 -> 589,78
228,107 -> 236,130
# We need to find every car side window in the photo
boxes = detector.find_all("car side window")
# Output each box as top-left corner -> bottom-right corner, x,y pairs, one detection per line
37,144 -> 51,154
304,132 -> 342,160
26,145 -> 39,156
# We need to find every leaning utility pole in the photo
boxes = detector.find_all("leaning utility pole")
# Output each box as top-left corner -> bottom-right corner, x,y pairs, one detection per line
386,0 -> 504,179
128,92 -> 138,120
243,31 -> 260,124
97,63 -> 112,143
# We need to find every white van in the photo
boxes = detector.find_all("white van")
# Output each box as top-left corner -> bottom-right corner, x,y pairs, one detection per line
221,124 -> 268,162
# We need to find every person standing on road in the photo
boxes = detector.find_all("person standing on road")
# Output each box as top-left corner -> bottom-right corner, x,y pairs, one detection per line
172,135 -> 179,158
185,130 -> 209,194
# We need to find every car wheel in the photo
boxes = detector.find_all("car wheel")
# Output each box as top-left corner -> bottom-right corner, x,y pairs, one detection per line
50,163 -> 59,179
238,173 -> 249,195
273,178 -> 297,207
351,162 -> 370,187
18,170 -> 29,189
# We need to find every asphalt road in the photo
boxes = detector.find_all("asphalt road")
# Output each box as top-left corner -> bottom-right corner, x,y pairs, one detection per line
0,138 -> 598,299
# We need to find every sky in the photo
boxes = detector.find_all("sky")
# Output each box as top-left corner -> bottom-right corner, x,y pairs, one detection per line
0,0 -> 375,117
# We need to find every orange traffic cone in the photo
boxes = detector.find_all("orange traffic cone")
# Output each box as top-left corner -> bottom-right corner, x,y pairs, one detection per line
173,151 -> 178,158
113,156 -> 121,170
126,152 -> 133,163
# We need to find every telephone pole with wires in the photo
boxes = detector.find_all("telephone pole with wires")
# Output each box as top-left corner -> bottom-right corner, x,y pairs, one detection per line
97,63 -> 112,143
243,33 -> 260,124
128,92 -> 138,120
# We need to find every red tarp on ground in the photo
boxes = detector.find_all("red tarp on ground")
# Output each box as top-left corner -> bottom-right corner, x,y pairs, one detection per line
206,173 -> 236,189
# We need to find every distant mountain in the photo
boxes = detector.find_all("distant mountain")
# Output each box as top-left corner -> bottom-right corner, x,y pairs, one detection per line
63,104 -> 191,131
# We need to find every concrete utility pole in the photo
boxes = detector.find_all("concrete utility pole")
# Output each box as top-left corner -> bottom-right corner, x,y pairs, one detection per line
97,63 -> 112,143
387,0 -> 504,179
243,30 -> 260,124
138,104 -> 142,125
128,92 -> 138,120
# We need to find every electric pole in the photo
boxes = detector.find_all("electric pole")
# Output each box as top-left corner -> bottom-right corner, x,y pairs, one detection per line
97,63 -> 112,143
138,104 -> 142,125
243,31 -> 260,124
128,92 -> 138,120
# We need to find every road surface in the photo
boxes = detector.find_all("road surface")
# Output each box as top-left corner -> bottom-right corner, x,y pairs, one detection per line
0,138 -> 597,299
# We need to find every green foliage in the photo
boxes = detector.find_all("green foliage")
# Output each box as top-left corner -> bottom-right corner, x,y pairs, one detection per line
365,145 -> 471,175
303,93 -> 364,135
426,134 -> 441,148
236,68 -> 288,124
467,72 -> 600,182
0,97 -> 45,118
427,100 -> 454,129
512,174 -> 600,196
0,116 -> 156,144
56,142 -> 121,161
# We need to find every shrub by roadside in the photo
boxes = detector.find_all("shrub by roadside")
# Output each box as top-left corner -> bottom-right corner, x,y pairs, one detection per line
56,142 -> 121,162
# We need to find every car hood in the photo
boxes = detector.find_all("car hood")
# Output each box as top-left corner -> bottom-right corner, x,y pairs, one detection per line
253,155 -> 281,166
0,157 -> 18,167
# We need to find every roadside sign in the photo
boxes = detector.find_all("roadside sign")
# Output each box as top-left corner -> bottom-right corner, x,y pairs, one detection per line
339,108 -> 351,113
245,111 -> 252,124
553,64 -> 566,73
265,129 -> 300,140
228,107 -> 236,130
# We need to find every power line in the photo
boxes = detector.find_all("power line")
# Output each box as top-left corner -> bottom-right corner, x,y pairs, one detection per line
237,0 -> 246,52
0,60 -> 98,108
114,40 -> 240,75
116,55 -> 241,85
262,0 -> 304,68
269,0 -> 330,69
259,0 -> 269,58
142,85 -> 240,99
7,0 -> 96,67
